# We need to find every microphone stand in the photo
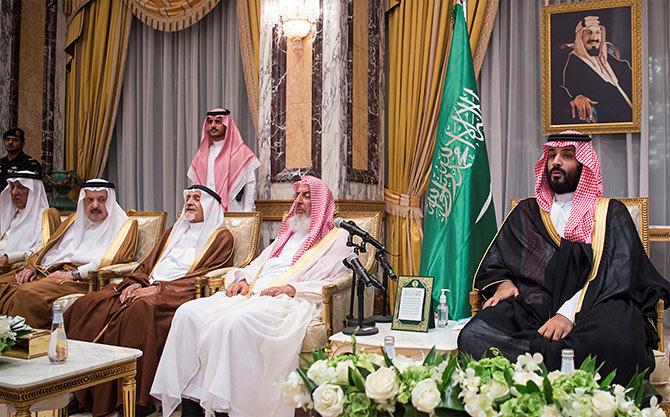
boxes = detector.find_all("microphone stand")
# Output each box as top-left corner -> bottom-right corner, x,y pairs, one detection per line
370,251 -> 396,323
344,235 -> 374,329
342,254 -> 378,336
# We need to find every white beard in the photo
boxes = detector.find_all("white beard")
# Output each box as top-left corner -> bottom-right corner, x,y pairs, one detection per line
287,214 -> 311,234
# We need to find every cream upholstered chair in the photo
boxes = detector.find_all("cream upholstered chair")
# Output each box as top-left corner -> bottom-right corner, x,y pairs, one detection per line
468,197 -> 664,350
90,210 -> 167,291
194,211 -> 262,298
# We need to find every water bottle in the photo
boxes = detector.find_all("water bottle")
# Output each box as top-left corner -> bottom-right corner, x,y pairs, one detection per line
560,348 -> 575,374
383,335 -> 395,359
437,289 -> 449,328
48,303 -> 68,363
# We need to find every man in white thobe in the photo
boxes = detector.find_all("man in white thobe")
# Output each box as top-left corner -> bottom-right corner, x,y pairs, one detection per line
151,175 -> 352,417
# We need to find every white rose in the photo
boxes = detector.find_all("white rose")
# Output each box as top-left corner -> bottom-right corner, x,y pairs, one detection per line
483,380 -> 509,400
312,384 -> 344,417
334,360 -> 353,385
365,367 -> 399,402
591,390 -> 616,417
411,379 -> 441,414
540,404 -> 561,417
307,359 -> 335,385
279,371 -> 312,409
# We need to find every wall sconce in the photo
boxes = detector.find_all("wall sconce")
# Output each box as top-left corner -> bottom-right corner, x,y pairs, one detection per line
276,0 -> 319,39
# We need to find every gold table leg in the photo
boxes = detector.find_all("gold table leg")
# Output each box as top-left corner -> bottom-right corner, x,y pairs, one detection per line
121,375 -> 136,417
14,405 -> 31,417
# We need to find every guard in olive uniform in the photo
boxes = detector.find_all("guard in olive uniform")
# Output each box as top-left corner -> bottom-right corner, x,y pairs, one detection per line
1,128 -> 43,190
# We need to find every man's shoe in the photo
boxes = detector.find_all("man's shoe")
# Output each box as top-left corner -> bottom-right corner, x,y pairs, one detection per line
181,398 -> 205,417
135,403 -> 156,417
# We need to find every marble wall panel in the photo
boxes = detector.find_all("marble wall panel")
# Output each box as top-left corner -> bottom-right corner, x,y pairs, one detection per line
285,37 -> 313,169
18,0 -> 46,161
0,0 -> 21,146
41,0 -> 57,172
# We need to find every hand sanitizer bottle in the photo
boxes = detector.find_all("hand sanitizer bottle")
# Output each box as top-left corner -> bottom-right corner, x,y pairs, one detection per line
437,289 -> 449,328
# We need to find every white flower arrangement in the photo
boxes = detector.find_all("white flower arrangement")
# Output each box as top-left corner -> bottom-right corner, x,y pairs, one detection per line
0,315 -> 32,353
281,342 -> 666,417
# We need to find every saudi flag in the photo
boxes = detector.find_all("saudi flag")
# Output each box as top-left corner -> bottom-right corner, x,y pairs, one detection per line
419,3 -> 497,320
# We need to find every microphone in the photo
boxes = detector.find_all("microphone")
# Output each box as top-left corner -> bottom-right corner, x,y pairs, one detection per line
344,253 -> 384,290
334,218 -> 386,252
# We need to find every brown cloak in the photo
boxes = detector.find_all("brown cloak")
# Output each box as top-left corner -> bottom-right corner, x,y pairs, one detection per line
0,214 -> 138,328
64,226 -> 235,417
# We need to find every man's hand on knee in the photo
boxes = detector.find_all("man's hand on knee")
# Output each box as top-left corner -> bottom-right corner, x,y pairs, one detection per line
15,267 -> 37,284
260,285 -> 296,297
483,280 -> 519,308
538,314 -> 573,341
119,283 -> 141,304
225,280 -> 249,297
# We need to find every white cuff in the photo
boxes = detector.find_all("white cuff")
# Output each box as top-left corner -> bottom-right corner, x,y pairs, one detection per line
556,291 -> 581,323
5,250 -> 29,264
77,262 -> 98,279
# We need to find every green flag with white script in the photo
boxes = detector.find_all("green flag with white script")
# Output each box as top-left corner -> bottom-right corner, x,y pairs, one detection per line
419,3 -> 497,320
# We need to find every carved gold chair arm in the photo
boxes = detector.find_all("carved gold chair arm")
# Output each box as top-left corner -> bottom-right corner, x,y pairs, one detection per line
207,277 -> 226,295
469,289 -> 482,316
94,262 -> 140,290
195,276 -> 208,299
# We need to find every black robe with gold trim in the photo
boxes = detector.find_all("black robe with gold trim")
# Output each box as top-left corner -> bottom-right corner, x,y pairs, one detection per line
458,198 -> 670,384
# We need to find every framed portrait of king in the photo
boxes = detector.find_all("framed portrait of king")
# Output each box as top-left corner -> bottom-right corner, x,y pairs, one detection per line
541,0 -> 642,135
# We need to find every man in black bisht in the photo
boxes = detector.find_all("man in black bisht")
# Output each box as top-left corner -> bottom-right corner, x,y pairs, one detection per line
0,128 -> 43,190
458,130 -> 670,384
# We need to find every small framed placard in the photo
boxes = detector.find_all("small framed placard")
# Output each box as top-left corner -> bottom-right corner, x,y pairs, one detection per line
392,275 -> 433,333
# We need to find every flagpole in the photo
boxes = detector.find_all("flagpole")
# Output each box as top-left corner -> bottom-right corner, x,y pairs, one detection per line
462,0 -> 468,24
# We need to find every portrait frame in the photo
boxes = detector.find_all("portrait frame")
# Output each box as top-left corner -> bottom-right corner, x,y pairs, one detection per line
541,0 -> 642,135
391,275 -> 433,333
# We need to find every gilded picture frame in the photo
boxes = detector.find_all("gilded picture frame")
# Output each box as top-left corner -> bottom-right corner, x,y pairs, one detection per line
391,275 -> 433,333
541,0 -> 642,135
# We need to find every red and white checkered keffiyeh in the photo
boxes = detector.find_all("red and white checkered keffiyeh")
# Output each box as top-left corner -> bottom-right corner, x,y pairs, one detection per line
534,130 -> 603,243
188,108 -> 260,210
271,175 -> 336,264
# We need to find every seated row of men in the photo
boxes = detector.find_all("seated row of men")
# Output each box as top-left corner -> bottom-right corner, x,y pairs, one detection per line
0,173 -> 349,417
2,130 -> 670,417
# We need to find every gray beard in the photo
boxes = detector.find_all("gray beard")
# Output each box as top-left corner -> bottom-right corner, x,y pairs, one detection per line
287,214 -> 311,234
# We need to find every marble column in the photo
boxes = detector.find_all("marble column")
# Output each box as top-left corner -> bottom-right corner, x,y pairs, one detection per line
257,0 -> 385,245
0,0 -> 21,140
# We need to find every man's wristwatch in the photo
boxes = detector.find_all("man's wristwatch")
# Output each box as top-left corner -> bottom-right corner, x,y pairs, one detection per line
71,268 -> 81,280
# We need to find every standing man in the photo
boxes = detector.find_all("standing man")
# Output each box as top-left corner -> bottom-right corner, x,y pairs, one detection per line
0,171 -> 60,270
64,185 -> 235,417
151,176 -> 351,417
0,179 -> 138,328
458,131 -> 670,384
187,108 -> 260,212
0,128 -> 43,189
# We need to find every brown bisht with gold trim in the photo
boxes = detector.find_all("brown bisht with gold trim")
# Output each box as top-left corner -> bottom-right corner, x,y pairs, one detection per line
0,213 -> 138,327
64,226 -> 234,417
458,198 -> 670,384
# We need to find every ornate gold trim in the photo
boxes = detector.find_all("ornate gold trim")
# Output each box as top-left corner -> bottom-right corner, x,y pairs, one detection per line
540,0 -> 642,135
0,360 -> 136,406
618,197 -> 649,254
650,227 -> 670,242
255,200 -> 385,221
576,198 -> 610,313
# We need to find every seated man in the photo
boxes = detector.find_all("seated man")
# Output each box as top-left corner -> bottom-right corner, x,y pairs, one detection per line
0,171 -> 59,270
64,185 -> 235,417
151,175 -> 351,417
0,179 -> 138,328
458,131 -> 670,384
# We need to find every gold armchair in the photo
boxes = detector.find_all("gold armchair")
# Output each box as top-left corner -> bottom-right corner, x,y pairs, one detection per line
89,210 -> 167,291
195,211 -> 262,298
468,197 -> 664,350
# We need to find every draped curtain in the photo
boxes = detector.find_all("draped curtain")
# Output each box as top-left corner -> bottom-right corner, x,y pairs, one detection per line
385,0 -> 499,287
106,1 -> 255,221
65,0 -> 132,179
480,0 -> 670,279
237,0 -> 260,132
123,0 -> 220,32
